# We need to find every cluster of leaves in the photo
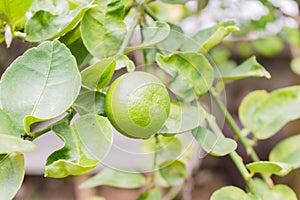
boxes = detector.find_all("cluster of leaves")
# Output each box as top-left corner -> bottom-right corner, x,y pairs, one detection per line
1,0 -> 300,200
210,0 -> 300,76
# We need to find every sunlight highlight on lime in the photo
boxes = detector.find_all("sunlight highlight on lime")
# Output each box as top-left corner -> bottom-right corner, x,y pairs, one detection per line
105,71 -> 170,139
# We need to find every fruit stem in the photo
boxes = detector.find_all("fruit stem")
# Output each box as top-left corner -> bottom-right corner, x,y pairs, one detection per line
153,134 -> 159,170
209,88 -> 274,186
149,134 -> 160,185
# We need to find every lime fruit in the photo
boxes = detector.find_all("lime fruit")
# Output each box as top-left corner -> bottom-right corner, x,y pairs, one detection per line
105,71 -> 170,139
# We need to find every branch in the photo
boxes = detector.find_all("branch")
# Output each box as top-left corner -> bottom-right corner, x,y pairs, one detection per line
209,88 -> 274,186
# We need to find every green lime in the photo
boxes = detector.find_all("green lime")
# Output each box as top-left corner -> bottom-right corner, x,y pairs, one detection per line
105,71 -> 170,139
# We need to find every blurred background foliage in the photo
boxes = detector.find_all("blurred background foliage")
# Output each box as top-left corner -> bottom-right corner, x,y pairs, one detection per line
145,0 -> 300,74
1,0 -> 300,199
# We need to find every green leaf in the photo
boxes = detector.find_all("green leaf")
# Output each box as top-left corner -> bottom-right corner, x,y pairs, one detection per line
80,168 -> 146,189
216,56 -> 271,81
262,185 -> 297,200
0,134 -> 35,153
140,135 -> 182,163
125,21 -> 170,53
182,21 -> 239,52
157,23 -> 184,55
253,36 -> 283,57
211,186 -> 252,200
239,86 -> 300,139
158,101 -> 206,134
114,54 -> 135,72
0,0 -> 33,25
246,161 -> 293,176
159,160 -> 187,186
46,114 -> 113,178
60,24 -> 92,68
30,0 -> 70,15
251,178 -> 269,196
81,58 -> 116,90
1,41 -> 81,132
136,188 -> 162,200
192,126 -> 237,156
156,52 -> 214,96
81,0 -> 127,58
0,109 -> 23,137
159,0 -> 189,4
45,122 -> 98,178
269,135 -> 300,169
72,114 -> 113,162
167,74 -> 197,102
0,153 -> 25,200
25,3 -> 93,41
73,89 -> 105,116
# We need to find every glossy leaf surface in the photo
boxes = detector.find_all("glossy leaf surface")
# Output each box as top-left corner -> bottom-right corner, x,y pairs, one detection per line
262,185 -> 297,200
125,21 -> 170,52
114,54 -> 135,72
183,21 -> 239,52
159,160 -> 186,186
216,56 -> 271,81
239,86 -> 300,139
192,126 -> 237,156
0,109 -> 22,137
0,153 -> 25,200
156,52 -> 214,96
81,58 -> 116,90
1,41 -> 81,132
73,90 -> 106,116
269,135 -> 300,169
246,161 -> 293,176
72,114 -> 113,162
158,101 -> 205,134
45,114 -> 113,178
157,23 -> 184,55
81,0 -> 127,58
211,186 -> 254,200
25,3 -> 93,41
0,134 -> 36,154
60,24 -> 92,67
140,135 -> 182,163
45,122 -> 98,178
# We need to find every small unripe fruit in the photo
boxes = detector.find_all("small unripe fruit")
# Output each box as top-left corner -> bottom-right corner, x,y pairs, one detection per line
105,71 -> 170,139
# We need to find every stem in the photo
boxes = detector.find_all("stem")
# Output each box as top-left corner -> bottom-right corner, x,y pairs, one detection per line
137,1 -> 150,69
149,134 -> 159,182
230,152 -> 258,194
145,7 -> 158,21
153,134 -> 159,170
209,88 -> 274,186
118,14 -> 140,54
205,116 -> 259,195
143,134 -> 159,192
29,111 -> 74,140
162,185 -> 182,200
124,2 -> 137,17
210,89 -> 258,159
